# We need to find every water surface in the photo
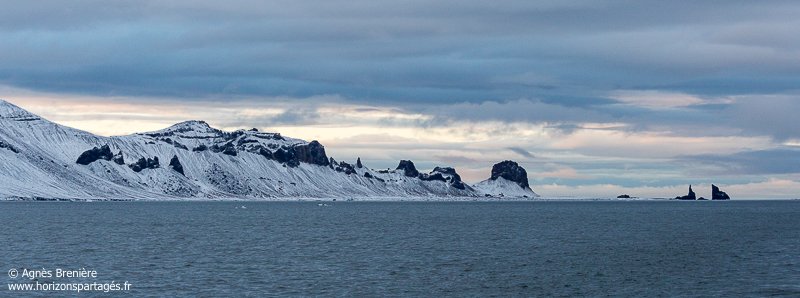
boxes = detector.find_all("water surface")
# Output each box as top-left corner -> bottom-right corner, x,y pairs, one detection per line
2,201 -> 799,296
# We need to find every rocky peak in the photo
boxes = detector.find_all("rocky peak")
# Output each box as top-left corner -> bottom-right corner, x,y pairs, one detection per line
396,160 -> 419,178
490,160 -> 529,189
429,166 -> 469,190
712,184 -> 731,200
432,166 -> 457,176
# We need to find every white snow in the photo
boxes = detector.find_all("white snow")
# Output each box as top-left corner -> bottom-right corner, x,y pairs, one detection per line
473,177 -> 539,198
0,99 -> 538,201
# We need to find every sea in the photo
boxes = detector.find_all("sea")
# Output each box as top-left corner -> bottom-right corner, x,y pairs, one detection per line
2,200 -> 799,297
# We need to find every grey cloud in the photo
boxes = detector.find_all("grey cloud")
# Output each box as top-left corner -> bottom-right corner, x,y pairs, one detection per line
508,147 -> 536,159
433,155 -> 479,165
680,148 -> 800,175
3,1 -> 800,104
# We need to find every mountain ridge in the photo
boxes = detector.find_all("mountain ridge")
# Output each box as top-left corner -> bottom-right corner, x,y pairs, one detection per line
0,99 -> 538,200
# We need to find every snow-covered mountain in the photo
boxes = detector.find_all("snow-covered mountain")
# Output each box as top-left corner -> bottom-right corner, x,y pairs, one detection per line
0,99 -> 538,200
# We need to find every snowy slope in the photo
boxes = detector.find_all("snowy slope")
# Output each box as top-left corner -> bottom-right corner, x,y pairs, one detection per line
473,178 -> 538,198
0,99 -> 538,200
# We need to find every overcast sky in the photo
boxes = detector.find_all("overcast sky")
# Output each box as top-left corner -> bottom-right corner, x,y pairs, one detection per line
2,1 -> 799,198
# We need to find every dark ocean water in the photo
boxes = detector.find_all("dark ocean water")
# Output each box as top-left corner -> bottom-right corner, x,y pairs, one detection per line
2,200 -> 799,297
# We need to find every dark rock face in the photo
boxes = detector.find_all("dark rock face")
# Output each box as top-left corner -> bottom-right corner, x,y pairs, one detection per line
328,157 -> 337,169
675,185 -> 697,200
420,173 -> 447,182
112,151 -> 125,165
169,155 -> 185,176
258,147 -> 273,159
210,142 -> 237,156
490,160 -> 529,189
192,144 -> 208,152
237,137 -> 259,146
431,166 -> 468,190
272,148 -> 296,166
76,145 -> 114,165
356,157 -> 363,168
0,140 -> 19,153
129,156 -> 160,172
396,160 -> 419,177
712,184 -> 731,200
697,197 -> 708,200
291,141 -> 330,166
334,161 -> 356,175
363,172 -> 385,182
432,166 -> 457,176
255,141 -> 329,168
617,194 -> 631,199
173,141 -> 188,150
221,142 -> 237,156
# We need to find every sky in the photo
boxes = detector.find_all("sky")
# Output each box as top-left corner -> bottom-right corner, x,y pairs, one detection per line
2,1 -> 800,198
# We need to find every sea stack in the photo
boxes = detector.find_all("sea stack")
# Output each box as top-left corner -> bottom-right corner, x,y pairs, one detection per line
711,184 -> 731,200
675,185 -> 697,200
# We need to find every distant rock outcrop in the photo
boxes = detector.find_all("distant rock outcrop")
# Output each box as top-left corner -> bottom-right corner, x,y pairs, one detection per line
112,151 -> 125,165
356,157 -> 363,168
291,140 -> 330,166
420,172 -> 447,182
396,160 -> 420,178
272,148 -> 298,167
333,160 -> 356,175
254,141 -> 330,168
169,155 -> 185,176
675,185 -> 697,200
617,194 -> 631,199
712,184 -> 731,200
432,166 -> 469,190
129,156 -> 160,172
76,145 -> 114,165
0,140 -> 19,153
221,142 -> 237,156
192,144 -> 208,152
490,160 -> 529,189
